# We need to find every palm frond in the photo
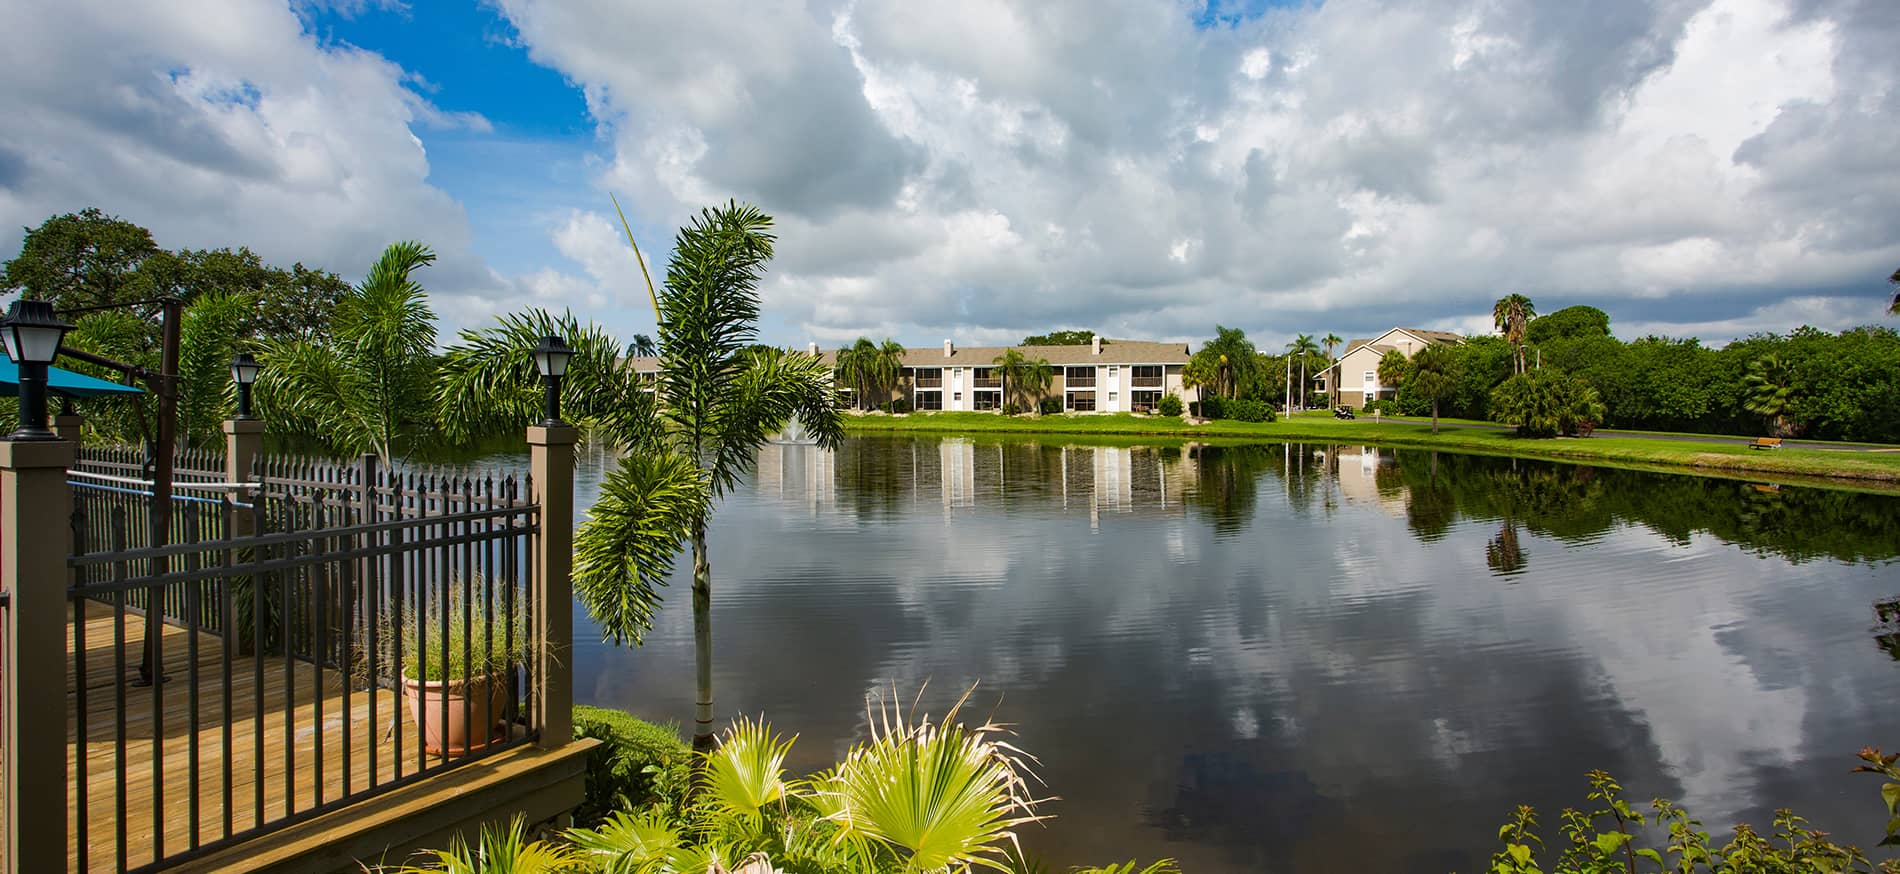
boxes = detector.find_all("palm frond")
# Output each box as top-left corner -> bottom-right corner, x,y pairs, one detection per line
574,449 -> 706,645
177,291 -> 248,448
1072,861 -> 1180,874
567,809 -> 683,874
435,308 -> 656,446
384,814 -> 581,873
702,717 -> 795,827
657,202 -> 774,470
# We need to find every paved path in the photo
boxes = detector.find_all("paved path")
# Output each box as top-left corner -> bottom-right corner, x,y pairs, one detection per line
1330,415 -> 1897,452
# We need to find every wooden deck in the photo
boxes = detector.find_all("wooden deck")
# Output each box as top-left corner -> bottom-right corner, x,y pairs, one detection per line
60,600 -> 513,873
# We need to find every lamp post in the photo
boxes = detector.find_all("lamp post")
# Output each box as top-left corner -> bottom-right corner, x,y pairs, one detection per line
532,334 -> 572,425
3,299 -> 74,442
229,351 -> 260,419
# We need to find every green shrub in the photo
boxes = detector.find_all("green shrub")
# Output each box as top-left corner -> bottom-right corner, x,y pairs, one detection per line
572,705 -> 692,825
1038,397 -> 1063,415
1478,753 -> 1900,873
1157,393 -> 1184,417
887,397 -> 912,414
1363,399 -> 1403,416
1002,402 -> 1024,415
1225,398 -> 1274,422
1196,396 -> 1225,419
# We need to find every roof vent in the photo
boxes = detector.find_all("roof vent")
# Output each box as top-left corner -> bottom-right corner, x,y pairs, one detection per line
944,339 -> 954,358
1091,336 -> 1101,355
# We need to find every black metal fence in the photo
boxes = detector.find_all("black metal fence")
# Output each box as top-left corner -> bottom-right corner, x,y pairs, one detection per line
65,449 -> 541,872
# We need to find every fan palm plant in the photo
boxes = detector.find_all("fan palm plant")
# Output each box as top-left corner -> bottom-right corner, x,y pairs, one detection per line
1493,293 -> 1537,375
1744,353 -> 1795,436
381,814 -> 581,873
992,348 -> 1053,413
255,241 -> 438,461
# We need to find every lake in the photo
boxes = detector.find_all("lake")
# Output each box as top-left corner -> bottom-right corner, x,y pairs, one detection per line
562,435 -> 1900,873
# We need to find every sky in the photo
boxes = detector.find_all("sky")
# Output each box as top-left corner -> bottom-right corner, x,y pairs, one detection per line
1,0 -> 1896,350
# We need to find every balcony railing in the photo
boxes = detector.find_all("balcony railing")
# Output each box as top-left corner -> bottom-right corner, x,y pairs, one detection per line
1065,376 -> 1095,388
1131,376 -> 1163,388
972,377 -> 1001,389
913,377 -> 942,388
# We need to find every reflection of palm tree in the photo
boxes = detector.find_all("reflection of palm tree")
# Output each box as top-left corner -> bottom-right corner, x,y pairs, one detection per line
1486,522 -> 1527,575
1876,596 -> 1900,661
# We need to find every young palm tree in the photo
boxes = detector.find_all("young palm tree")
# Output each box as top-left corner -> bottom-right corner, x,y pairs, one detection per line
1744,353 -> 1795,436
255,240 -> 438,461
1493,293 -> 1537,375
1321,332 -> 1343,400
1286,334 -> 1321,409
992,348 -> 1053,413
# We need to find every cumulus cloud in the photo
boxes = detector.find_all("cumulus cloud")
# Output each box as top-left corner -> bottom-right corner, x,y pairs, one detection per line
498,0 -> 1900,346
0,0 -> 533,334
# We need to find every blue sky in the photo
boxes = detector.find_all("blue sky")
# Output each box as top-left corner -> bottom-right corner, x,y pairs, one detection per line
2,0 -> 1895,348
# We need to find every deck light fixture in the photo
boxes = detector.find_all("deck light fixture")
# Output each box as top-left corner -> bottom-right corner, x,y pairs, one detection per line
3,298 -> 74,441
229,352 -> 261,419
533,334 -> 572,425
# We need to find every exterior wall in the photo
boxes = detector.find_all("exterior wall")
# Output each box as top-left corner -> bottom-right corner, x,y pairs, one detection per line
1334,346 -> 1384,400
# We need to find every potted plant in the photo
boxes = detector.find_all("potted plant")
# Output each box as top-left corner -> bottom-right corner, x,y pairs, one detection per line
387,585 -> 531,755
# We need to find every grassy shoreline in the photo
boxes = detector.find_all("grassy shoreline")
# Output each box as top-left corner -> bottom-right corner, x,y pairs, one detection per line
841,411 -> 1900,487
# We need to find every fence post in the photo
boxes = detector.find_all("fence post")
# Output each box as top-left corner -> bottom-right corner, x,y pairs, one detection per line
53,411 -> 84,443
2,437 -> 76,871
224,417 -> 265,537
527,423 -> 576,748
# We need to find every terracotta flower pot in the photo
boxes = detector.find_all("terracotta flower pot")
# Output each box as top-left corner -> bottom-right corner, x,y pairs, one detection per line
402,672 -> 508,755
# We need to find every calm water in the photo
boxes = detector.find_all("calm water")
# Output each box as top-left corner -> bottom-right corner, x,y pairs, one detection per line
558,436 -> 1900,873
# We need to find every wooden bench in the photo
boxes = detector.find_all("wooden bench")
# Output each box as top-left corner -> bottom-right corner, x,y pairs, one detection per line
1749,437 -> 1782,450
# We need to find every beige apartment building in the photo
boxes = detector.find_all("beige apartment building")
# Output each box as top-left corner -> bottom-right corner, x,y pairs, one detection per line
813,336 -> 1198,413
1318,327 -> 1463,408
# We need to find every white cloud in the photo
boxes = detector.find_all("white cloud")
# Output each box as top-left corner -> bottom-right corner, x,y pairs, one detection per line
495,0 -> 1900,347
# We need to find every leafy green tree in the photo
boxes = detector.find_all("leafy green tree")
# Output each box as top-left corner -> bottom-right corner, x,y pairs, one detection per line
1285,333 -> 1321,409
1376,348 -> 1410,401
1184,326 -> 1261,400
249,262 -> 352,342
1493,293 -> 1537,375
1743,353 -> 1794,436
254,241 -> 439,461
991,347 -> 1053,413
1020,329 -> 1095,346
1,207 -> 161,310
1525,305 -> 1609,345
1408,343 -> 1462,433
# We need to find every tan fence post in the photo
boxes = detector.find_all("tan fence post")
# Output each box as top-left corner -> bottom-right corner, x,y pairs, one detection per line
527,423 -> 576,748
224,417 -> 264,537
53,411 -> 84,443
3,437 -> 76,871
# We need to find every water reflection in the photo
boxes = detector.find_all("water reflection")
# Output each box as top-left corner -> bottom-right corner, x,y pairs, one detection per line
567,436 -> 1900,874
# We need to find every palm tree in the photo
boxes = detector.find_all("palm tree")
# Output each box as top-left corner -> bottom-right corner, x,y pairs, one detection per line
436,203 -> 843,751
1409,343 -> 1461,433
1286,334 -> 1321,410
1744,353 -> 1794,436
1321,332 -> 1343,401
834,337 -> 878,411
629,332 -> 657,359
873,338 -> 906,408
1376,348 -> 1409,402
255,241 -> 438,461
1493,293 -> 1536,375
1888,265 -> 1898,316
992,347 -> 1053,413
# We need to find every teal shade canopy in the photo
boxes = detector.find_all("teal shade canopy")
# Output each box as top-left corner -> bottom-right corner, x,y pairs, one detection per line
0,358 -> 145,398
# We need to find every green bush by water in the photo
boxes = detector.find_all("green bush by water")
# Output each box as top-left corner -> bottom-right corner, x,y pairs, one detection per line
1157,393 -> 1183,417
572,705 -> 692,826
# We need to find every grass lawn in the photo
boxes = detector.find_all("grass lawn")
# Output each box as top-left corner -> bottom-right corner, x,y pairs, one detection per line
841,411 -> 1900,486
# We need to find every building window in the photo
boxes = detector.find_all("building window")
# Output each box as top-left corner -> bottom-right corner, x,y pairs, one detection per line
974,390 -> 1001,410
1131,365 -> 1163,387
973,367 -> 1000,388
1108,365 -> 1118,375
1131,390 -> 1162,411
1067,391 -> 1096,412
914,368 -> 943,388
1363,371 -> 1375,385
1065,366 -> 1095,388
1108,391 -> 1118,401
953,392 -> 962,401
915,391 -> 943,411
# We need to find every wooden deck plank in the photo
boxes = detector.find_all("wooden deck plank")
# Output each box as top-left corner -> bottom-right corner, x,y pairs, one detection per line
57,601 -> 520,873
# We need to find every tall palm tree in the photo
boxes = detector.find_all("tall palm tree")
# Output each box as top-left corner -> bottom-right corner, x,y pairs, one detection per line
1493,293 -> 1536,375
1888,266 -> 1898,316
1744,353 -> 1794,436
834,337 -> 878,411
992,348 -> 1053,413
629,332 -> 658,359
1321,332 -> 1343,400
873,338 -> 906,407
255,240 -> 438,461
436,204 -> 843,752
1285,334 -> 1321,410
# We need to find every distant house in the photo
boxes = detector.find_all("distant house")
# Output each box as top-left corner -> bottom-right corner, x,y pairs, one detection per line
1318,327 -> 1462,408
